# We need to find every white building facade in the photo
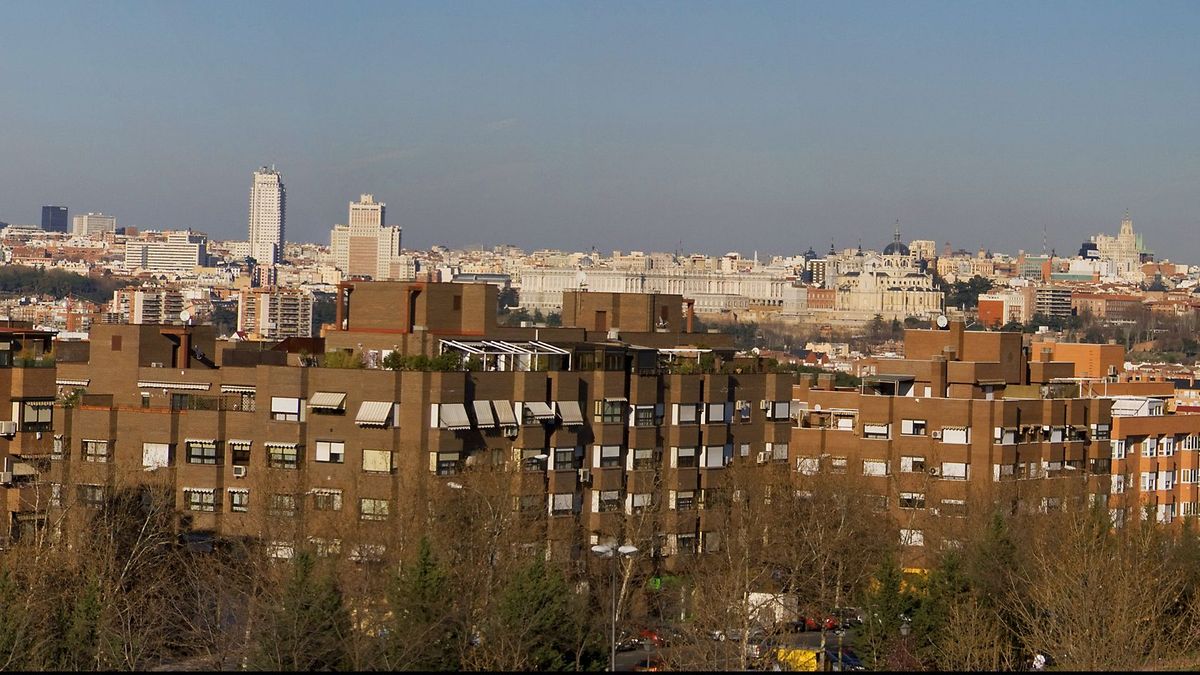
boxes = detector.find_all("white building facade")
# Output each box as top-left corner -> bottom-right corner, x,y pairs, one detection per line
248,166 -> 286,265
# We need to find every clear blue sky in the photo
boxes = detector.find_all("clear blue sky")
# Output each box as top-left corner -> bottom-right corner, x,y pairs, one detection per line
2,0 -> 1198,260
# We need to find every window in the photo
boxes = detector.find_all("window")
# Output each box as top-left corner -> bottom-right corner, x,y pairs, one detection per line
900,528 -> 925,547
230,490 -> 249,513
598,490 -> 622,513
362,448 -> 394,473
554,448 -> 578,471
901,419 -> 927,436
770,442 -> 789,462
1159,470 -> 1175,491
862,423 -> 890,440
630,492 -> 653,514
674,403 -> 700,425
350,544 -> 386,563
868,494 -> 888,510
1161,437 -> 1175,457
269,396 -> 304,422
674,490 -> 696,510
676,533 -> 698,555
1092,424 -> 1111,440
269,494 -> 297,517
706,403 -> 729,423
184,489 -> 217,512
267,444 -> 299,469
267,542 -> 294,560
797,456 -> 820,475
1184,435 -> 1200,451
186,441 -> 219,465
18,400 -> 53,432
142,442 -> 171,469
900,455 -> 925,473
49,483 -> 62,508
1182,469 -> 1199,484
830,456 -> 848,473
768,401 -> 791,421
312,489 -> 343,512
230,441 -> 251,465
737,400 -> 752,421
52,435 -> 65,460
1112,440 -> 1126,460
360,498 -> 390,521
433,452 -> 461,476
596,400 -> 625,424
598,445 -> 622,468
631,447 -> 659,470
1140,472 -> 1157,492
994,427 -> 1017,445
1111,474 -> 1125,494
940,498 -> 967,517
141,393 -> 151,408
940,427 -> 970,444
863,459 -> 889,477
78,484 -> 105,508
633,405 -> 657,427
941,462 -> 969,480
83,440 -> 110,463
701,445 -> 728,469
551,493 -> 575,515
515,494 -> 542,515
315,440 -> 345,463
899,492 -> 926,509
675,446 -> 697,469
1142,438 -> 1157,457
310,537 -> 342,557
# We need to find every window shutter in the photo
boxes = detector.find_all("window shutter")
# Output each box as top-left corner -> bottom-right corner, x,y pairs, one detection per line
428,452 -> 437,473
429,403 -> 439,428
626,449 -> 634,471
724,443 -> 734,465
315,442 -> 330,462
591,490 -> 599,513
670,447 -> 678,469
668,490 -> 677,509
593,445 -> 601,468
672,403 -> 679,425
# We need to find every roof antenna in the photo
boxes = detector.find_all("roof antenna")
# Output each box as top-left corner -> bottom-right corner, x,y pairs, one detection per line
1042,224 -> 1048,256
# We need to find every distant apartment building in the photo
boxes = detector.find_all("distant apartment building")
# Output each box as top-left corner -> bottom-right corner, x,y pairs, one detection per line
329,194 -> 403,279
109,288 -> 187,324
71,212 -> 116,236
237,287 -> 313,338
41,206 -> 68,233
124,231 -> 209,272
1034,286 -> 1072,319
248,166 -> 286,264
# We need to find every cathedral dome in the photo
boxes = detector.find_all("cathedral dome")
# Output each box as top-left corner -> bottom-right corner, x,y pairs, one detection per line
883,240 -> 910,256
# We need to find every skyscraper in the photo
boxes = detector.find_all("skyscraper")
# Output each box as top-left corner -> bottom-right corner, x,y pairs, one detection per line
41,206 -> 68,232
247,166 -> 286,265
330,194 -> 403,279
71,212 -> 117,236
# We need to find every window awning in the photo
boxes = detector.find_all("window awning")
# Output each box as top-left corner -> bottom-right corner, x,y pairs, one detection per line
309,391 -> 347,411
493,400 -> 519,427
137,381 -> 211,391
356,401 -> 394,427
473,400 -> 496,428
220,384 -> 255,394
25,401 -> 54,409
524,401 -> 555,420
604,396 -> 629,403
439,403 -> 472,430
865,374 -> 915,384
185,438 -> 217,445
976,379 -> 1007,386
557,401 -> 584,427
264,442 -> 298,449
56,378 -> 90,387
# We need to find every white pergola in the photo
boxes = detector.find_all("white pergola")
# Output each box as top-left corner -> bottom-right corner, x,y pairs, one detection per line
440,339 -> 572,372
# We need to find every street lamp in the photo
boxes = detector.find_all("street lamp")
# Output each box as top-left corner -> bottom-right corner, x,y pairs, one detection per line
592,543 -> 638,672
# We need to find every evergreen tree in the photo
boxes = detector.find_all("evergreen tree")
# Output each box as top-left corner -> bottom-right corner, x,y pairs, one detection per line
384,537 -> 462,670
248,552 -> 351,672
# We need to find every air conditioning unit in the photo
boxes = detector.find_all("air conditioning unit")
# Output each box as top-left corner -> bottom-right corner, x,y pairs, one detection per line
0,471 -> 11,485
760,400 -> 771,410
929,467 -> 941,476
930,430 -> 942,439
577,468 -> 592,484
150,362 -> 164,368
756,451 -> 770,464
232,465 -> 247,478
0,421 -> 16,436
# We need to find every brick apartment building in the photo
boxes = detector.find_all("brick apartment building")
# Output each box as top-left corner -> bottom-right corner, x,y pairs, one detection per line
1,283 -> 1198,571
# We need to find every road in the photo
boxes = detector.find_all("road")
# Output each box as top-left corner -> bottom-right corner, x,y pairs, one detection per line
614,628 -> 858,671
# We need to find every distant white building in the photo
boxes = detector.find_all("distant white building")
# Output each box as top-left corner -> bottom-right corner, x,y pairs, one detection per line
237,287 -> 313,338
248,166 -> 286,264
124,231 -> 208,272
329,194 -> 403,279
71,212 -> 116,236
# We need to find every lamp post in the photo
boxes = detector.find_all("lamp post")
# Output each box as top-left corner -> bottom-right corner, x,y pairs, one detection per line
591,543 -> 638,672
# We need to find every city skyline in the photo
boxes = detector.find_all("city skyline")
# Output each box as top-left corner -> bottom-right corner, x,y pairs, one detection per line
1,1 -> 1199,258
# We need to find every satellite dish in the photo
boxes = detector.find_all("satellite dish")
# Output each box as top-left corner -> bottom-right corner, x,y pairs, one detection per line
813,404 -> 821,411
180,309 -> 192,324
935,314 -> 949,329
751,347 -> 761,355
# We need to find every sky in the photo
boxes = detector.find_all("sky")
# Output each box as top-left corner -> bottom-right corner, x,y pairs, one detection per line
1,1 -> 1199,260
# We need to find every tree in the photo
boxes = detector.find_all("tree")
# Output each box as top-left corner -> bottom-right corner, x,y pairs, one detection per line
382,537 -> 462,670
857,552 -> 916,670
944,275 -> 994,310
247,551 -> 351,671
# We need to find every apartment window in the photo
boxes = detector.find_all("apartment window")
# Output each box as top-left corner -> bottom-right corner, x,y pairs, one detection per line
269,494 -> 297,517
1182,469 -> 1199,484
736,400 -> 752,421
770,442 -> 789,462
595,400 -> 625,424
78,484 -> 105,509
49,483 -> 62,508
901,419 -> 927,436
797,456 -> 820,475
674,490 -> 696,511
315,440 -> 345,463
1184,435 -> 1200,451
554,448 -> 578,471
706,403 -> 729,424
1140,472 -> 1157,492
630,492 -> 653,514
83,440 -> 110,463
515,494 -> 542,515
633,405 -> 657,427
1142,438 -> 1157,457
266,444 -> 299,469
900,455 -> 926,473
18,400 -> 53,432
362,448 -> 394,473
899,492 -> 926,509
360,498 -> 390,521
310,537 -> 342,558
230,441 -> 251,466
598,490 -> 622,513
186,441 -> 219,465
900,528 -> 925,547
1161,437 -> 1175,457
433,452 -> 461,476
1092,424 -> 1111,440
941,427 -> 970,444
1159,470 -> 1176,491
267,542 -> 295,560
229,490 -> 249,513
1183,502 -> 1199,517
1159,503 -> 1178,524
141,392 -> 151,408
941,462 -> 969,481
994,427 -> 1017,445
52,435 -> 65,460
312,489 -> 343,512
676,533 -> 698,555
269,396 -> 304,422
1112,440 -> 1126,460
631,447 -> 659,470
142,442 -> 171,470
768,401 -> 791,421
551,493 -> 575,516
862,423 -> 890,440
184,489 -> 217,512
598,445 -> 622,468
674,403 -> 700,425
863,459 -> 889,477
1111,475 -> 1125,494
868,494 -> 888,511
701,445 -> 728,469
830,456 -> 848,473
940,498 -> 967,517
675,446 -> 698,469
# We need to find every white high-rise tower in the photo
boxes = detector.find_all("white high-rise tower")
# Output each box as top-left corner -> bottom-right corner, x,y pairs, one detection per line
248,166 -> 286,264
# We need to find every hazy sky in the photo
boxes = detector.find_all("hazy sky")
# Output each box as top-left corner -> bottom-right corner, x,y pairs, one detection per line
2,1 -> 1199,260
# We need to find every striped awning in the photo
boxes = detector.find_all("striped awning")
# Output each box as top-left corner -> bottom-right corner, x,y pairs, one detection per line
356,401 -> 394,427
137,381 -> 211,391
439,403 -> 472,431
557,401 -> 584,427
220,384 -> 256,394
524,401 -> 555,421
473,400 -> 496,428
493,400 -> 519,427
309,391 -> 347,411
56,378 -> 90,387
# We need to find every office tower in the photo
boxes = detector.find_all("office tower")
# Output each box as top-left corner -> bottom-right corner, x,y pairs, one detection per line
41,206 -> 68,232
248,166 -> 286,265
330,194 -> 403,279
71,212 -> 117,236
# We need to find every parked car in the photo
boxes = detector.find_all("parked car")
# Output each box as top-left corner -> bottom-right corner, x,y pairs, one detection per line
616,628 -> 642,652
788,615 -> 839,632
710,624 -> 767,642
825,647 -> 865,671
833,607 -> 864,627
638,627 -> 670,649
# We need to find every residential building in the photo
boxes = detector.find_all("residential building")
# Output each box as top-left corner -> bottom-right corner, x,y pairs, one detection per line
237,287 -> 313,339
109,288 -> 187,325
71,213 -> 117,236
329,194 -> 403,279
124,231 -> 209,273
248,166 -> 286,264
